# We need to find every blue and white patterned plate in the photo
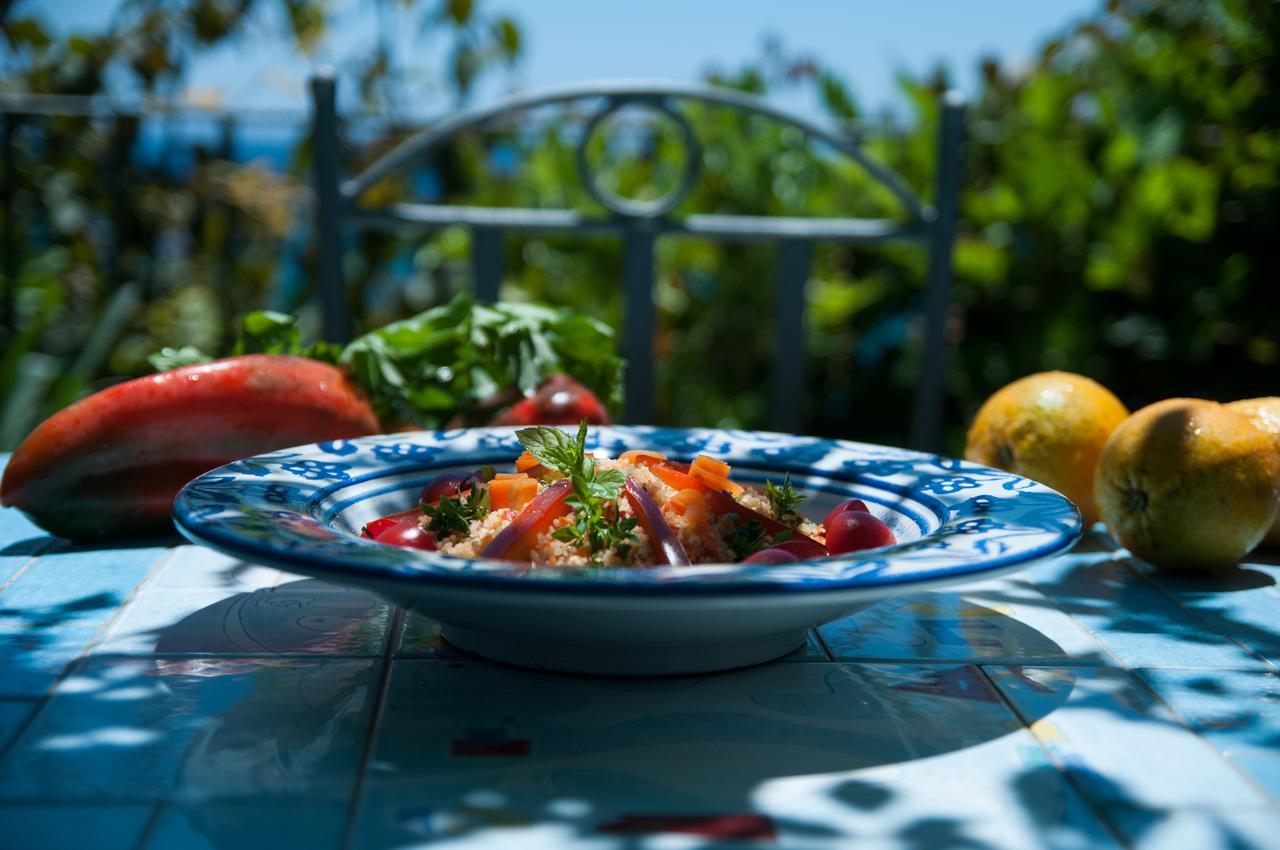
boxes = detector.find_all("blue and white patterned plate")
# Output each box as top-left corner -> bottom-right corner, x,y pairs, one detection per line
173,427 -> 1083,674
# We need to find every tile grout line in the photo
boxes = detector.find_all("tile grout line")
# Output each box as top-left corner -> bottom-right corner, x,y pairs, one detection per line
1133,565 -> 1280,674
0,545 -> 177,767
78,547 -> 181,660
1114,665 -> 1280,816
973,664 -> 1136,850
0,537 -> 60,597
131,801 -> 168,850
340,604 -> 406,850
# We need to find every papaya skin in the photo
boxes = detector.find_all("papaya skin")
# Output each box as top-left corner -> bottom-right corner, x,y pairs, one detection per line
0,355 -> 379,540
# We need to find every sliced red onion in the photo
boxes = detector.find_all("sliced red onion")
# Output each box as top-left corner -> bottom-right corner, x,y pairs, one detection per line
769,537 -> 828,559
624,477 -> 691,567
742,548 -> 799,564
481,478 -> 573,561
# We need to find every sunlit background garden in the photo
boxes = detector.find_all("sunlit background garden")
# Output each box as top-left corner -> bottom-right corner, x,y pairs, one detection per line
1,0 -> 1276,451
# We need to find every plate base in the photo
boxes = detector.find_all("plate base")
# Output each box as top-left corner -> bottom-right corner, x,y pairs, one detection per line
440,623 -> 809,676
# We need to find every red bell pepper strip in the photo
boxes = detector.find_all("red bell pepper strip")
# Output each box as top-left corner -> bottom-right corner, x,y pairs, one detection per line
623,477 -> 691,566
480,478 -> 574,562
0,354 -> 379,540
652,462 -> 823,548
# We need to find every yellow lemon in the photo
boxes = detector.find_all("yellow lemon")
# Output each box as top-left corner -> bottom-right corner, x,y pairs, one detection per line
1225,397 -> 1280,548
965,371 -> 1129,524
1095,398 -> 1279,571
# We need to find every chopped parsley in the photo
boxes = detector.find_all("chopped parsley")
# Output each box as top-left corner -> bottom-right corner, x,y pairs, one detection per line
726,518 -> 771,560
764,474 -> 806,527
517,420 -> 636,560
423,487 -> 489,537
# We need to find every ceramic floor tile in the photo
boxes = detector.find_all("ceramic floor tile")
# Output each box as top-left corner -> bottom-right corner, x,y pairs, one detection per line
95,579 -> 393,657
1131,668 -> 1280,757
818,581 -> 1114,665
0,533 -> 52,590
149,546 -> 281,592
778,630 -> 830,662
144,802 -> 346,850
1022,540 -> 1270,670
396,615 -> 828,664
0,544 -> 168,631
0,626 -> 101,698
395,612 -> 469,659
0,699 -> 38,756
0,656 -> 382,802
1140,564 -> 1280,669
0,802 -> 156,850
351,659 -> 1116,849
1101,806 -> 1280,850
986,665 -> 1274,811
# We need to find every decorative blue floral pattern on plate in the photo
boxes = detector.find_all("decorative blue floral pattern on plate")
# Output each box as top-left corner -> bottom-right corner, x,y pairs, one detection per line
172,427 -> 1083,597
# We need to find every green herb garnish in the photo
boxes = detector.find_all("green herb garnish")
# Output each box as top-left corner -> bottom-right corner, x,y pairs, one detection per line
517,420 -> 636,561
423,487 -> 490,537
764,474 -> 806,527
149,293 -> 623,429
726,518 -> 771,560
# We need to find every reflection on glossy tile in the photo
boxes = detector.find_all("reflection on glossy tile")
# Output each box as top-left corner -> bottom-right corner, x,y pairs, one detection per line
0,656 -> 381,801
987,665 -> 1273,810
96,580 -> 393,657
0,699 -> 37,756
149,546 -> 281,592
1103,806 -> 1280,850
351,659 -> 1116,848
0,802 -> 155,850
819,583 -> 1111,664
1022,542 -> 1270,670
779,631 -> 829,662
395,613 -> 468,659
145,802 -> 346,850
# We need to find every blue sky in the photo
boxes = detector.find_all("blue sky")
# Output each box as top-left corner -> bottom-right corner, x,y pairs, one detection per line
43,0 -> 1099,119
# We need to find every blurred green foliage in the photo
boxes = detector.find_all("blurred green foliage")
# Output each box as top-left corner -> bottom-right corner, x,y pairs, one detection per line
1,0 -> 1277,452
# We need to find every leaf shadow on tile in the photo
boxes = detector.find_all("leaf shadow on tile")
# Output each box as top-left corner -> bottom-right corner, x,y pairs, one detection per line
1025,535 -> 1280,669
352,660 -> 1104,849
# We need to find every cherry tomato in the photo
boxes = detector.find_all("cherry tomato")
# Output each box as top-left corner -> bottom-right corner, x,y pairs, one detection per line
823,499 -> 871,529
419,473 -> 469,506
490,374 -> 610,426
362,507 -> 421,538
742,547 -> 799,564
374,517 -> 437,550
825,510 -> 895,555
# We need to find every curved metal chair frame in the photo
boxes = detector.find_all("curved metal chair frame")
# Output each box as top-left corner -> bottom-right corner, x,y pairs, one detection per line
309,74 -> 965,449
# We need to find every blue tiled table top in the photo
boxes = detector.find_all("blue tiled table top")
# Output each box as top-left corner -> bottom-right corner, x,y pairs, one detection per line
1,457 -> 1278,850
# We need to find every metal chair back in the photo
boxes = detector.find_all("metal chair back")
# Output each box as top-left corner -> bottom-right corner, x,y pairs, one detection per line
309,74 -> 964,449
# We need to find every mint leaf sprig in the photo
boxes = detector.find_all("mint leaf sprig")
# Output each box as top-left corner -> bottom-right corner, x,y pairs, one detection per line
764,474 -> 806,527
516,420 -> 635,560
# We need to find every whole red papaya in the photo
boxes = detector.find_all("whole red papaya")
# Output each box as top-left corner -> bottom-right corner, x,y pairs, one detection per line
0,355 -> 379,539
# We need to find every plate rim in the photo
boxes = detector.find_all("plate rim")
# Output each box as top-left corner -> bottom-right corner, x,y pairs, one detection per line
172,425 -> 1084,598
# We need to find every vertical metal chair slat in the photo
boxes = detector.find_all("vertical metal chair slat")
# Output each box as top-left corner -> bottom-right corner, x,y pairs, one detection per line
622,225 -> 656,425
910,93 -> 967,453
770,239 -> 814,434
309,79 -> 964,442
470,227 -> 504,303
309,72 -> 350,344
